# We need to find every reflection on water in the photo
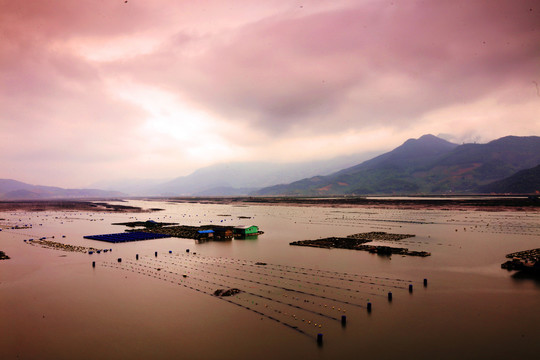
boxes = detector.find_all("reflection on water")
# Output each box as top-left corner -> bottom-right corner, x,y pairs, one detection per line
511,271 -> 540,287
1,200 -> 539,359
235,235 -> 259,241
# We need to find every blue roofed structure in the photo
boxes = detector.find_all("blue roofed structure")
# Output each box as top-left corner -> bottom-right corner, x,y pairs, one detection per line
84,231 -> 170,243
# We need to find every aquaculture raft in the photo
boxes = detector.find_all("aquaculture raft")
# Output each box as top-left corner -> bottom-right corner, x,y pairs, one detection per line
84,231 -> 171,243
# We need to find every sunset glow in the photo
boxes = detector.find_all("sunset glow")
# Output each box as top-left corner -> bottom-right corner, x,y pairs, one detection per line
1,0 -> 539,187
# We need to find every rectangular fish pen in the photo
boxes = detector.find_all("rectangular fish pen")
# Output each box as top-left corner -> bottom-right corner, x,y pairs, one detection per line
84,231 -> 171,243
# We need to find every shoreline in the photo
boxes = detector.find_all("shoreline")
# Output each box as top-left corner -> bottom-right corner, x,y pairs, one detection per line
158,196 -> 540,212
0,200 -> 156,213
1,196 -> 539,213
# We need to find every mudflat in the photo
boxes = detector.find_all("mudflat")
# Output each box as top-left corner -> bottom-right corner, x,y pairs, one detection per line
0,200 -> 154,212
161,195 -> 540,211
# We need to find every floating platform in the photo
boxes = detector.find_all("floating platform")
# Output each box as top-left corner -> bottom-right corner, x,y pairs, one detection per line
501,248 -> 540,274
136,225 -> 262,240
84,231 -> 171,243
290,232 -> 430,257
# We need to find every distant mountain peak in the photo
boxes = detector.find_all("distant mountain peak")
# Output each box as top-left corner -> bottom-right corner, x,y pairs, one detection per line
386,134 -> 458,160
487,135 -> 540,146
419,134 -> 438,139
401,134 -> 457,148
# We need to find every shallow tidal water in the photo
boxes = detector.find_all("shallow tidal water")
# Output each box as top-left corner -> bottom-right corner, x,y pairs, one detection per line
1,200 -> 539,360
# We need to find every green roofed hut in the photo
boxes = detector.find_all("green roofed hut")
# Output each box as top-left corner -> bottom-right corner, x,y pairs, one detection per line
233,225 -> 259,237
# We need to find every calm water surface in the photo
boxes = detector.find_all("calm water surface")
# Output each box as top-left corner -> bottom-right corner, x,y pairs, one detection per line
1,200 -> 539,359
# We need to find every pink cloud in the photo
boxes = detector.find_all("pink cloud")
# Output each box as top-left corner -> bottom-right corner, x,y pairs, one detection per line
121,1 -> 539,134
1,0 -> 539,186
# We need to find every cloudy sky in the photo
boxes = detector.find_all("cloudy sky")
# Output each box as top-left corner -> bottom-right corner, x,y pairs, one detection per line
1,0 -> 539,188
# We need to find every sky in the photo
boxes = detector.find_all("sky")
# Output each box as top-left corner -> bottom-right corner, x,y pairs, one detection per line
1,0 -> 539,188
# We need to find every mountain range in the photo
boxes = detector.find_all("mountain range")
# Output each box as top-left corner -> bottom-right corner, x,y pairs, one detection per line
88,152 -> 380,196
2,134 -> 539,199
0,179 -> 124,200
254,135 -> 540,195
1,152 -> 377,199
